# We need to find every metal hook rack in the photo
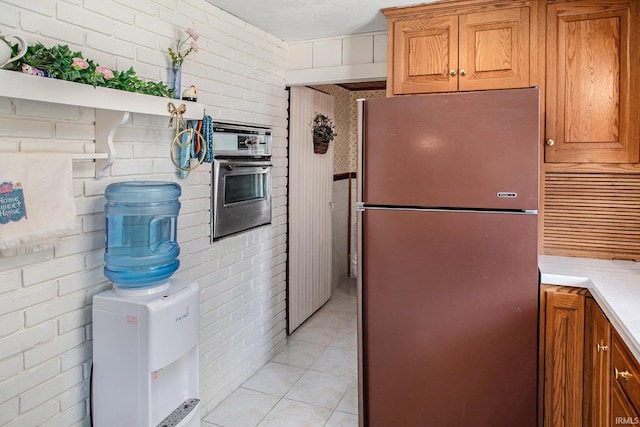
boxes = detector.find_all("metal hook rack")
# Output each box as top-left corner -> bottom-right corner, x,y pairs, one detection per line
167,102 -> 206,171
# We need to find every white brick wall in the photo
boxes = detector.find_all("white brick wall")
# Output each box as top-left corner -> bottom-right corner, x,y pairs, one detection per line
0,1 -> 288,425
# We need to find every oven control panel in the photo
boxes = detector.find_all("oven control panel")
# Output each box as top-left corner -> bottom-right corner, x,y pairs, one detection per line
213,122 -> 271,157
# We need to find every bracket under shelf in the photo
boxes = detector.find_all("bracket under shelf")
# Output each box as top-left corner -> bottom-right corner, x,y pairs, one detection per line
95,110 -> 131,178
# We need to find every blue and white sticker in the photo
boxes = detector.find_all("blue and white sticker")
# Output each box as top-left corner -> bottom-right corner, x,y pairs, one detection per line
0,182 -> 27,224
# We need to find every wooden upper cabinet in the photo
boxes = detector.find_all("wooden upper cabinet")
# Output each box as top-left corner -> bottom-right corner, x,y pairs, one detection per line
459,7 -> 530,91
392,15 -> 458,94
384,1 -> 532,95
545,0 -> 639,163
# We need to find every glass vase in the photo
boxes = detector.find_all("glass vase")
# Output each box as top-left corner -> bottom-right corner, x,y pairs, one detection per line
169,63 -> 182,99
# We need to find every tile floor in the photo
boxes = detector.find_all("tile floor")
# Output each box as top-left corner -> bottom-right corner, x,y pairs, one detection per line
203,278 -> 358,427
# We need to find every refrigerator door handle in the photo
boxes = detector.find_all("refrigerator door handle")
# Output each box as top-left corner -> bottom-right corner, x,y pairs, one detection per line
356,99 -> 365,205
355,99 -> 367,424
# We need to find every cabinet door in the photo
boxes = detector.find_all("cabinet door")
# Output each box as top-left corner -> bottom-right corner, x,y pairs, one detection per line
545,1 -> 638,163
584,298 -> 611,427
612,385 -> 640,424
391,15 -> 458,94
612,330 -> 640,420
458,7 -> 530,91
544,289 -> 586,426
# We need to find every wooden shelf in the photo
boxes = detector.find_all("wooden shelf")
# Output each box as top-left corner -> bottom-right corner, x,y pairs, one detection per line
71,153 -> 109,160
0,69 -> 205,177
0,69 -> 204,118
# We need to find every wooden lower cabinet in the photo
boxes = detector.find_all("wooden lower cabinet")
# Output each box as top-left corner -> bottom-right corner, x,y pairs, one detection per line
541,285 -> 640,426
612,330 -> 640,422
585,297 -> 612,426
542,285 -> 587,426
612,386 -> 640,424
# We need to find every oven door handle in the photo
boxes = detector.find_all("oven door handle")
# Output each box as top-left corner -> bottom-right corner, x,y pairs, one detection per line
224,162 -> 272,170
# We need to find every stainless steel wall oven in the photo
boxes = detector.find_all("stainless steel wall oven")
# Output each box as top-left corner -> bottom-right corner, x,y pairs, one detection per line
211,123 -> 272,241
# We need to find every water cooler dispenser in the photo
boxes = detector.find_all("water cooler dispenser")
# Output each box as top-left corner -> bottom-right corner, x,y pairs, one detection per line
92,182 -> 200,427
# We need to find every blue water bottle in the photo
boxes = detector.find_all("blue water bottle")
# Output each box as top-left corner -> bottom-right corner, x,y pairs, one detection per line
104,181 -> 181,288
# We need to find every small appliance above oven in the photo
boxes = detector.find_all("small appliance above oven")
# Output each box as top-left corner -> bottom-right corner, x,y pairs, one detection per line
211,122 -> 272,241
212,122 -> 271,157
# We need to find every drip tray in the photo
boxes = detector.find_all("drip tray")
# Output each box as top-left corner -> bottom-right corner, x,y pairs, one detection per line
157,398 -> 200,427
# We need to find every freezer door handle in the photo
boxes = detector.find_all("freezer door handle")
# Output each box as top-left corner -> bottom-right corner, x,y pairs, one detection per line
357,99 -> 365,212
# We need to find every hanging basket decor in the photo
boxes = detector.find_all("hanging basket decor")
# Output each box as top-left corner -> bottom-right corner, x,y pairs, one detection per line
313,136 -> 330,154
312,113 -> 337,155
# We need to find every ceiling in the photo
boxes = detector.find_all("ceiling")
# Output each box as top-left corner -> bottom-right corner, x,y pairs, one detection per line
205,0 -> 435,42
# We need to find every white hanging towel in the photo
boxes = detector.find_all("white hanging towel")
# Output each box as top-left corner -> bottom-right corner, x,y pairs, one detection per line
0,153 -> 78,256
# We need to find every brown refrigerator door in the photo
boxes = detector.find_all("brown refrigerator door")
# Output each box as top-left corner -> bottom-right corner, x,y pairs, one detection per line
362,88 -> 539,211
362,208 -> 538,426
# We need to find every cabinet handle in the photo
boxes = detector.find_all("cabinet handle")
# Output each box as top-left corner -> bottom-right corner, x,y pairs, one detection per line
546,139 -> 555,147
449,69 -> 457,76
597,343 -> 608,352
459,69 -> 466,76
615,367 -> 632,381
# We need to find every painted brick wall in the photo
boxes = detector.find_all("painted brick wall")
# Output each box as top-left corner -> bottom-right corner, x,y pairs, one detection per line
0,1 -> 289,426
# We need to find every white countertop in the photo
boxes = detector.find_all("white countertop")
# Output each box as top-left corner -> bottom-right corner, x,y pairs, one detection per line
539,255 -> 640,362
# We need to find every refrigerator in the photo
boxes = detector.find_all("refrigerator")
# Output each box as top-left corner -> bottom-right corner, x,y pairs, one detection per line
356,88 -> 540,426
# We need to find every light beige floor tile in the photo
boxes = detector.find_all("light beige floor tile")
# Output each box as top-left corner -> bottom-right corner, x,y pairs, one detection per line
202,388 -> 279,427
326,410 -> 359,427
304,310 -> 355,330
257,399 -> 332,427
322,296 -> 357,315
322,284 -> 357,314
270,339 -> 326,368
285,369 -> 352,409
310,346 -> 357,379
336,380 -> 358,415
330,326 -> 357,351
291,323 -> 342,347
241,362 -> 306,397
203,277 -> 359,426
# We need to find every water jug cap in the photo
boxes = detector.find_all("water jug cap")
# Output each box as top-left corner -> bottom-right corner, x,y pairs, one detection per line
105,181 -> 181,203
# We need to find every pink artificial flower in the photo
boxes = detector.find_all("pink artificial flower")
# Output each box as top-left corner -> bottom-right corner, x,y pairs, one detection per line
71,57 -> 89,70
95,65 -> 114,80
190,41 -> 198,52
186,28 -> 199,41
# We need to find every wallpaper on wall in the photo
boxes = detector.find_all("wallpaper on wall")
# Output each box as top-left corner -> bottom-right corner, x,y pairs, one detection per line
310,85 -> 385,174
